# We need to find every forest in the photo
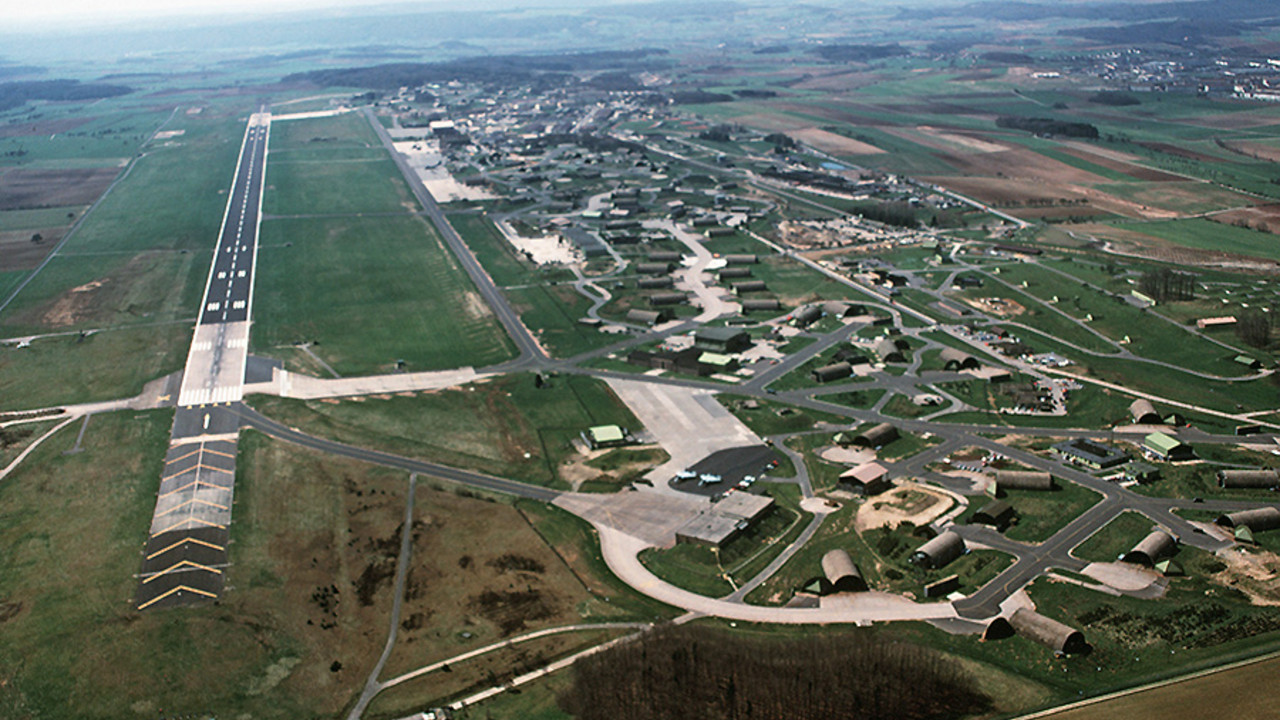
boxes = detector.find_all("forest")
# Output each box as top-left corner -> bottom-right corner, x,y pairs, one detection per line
558,625 -> 990,720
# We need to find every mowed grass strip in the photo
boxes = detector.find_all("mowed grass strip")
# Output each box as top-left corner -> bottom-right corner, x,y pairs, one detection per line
251,215 -> 514,375
0,323 -> 191,411
264,112 -> 417,216
248,373 -> 642,489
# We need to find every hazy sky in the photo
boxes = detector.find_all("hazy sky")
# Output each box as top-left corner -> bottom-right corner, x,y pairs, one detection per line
6,0 -> 424,25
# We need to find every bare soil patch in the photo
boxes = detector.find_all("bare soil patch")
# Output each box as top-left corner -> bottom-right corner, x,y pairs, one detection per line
895,131 -> 1112,185
1219,139 -> 1280,163
788,127 -> 884,155
1212,204 -> 1280,232
855,482 -> 954,532
789,71 -> 882,92
961,295 -> 1026,318
0,167 -> 119,211
915,126 -> 1008,153
1213,548 -> 1280,606
0,116 -> 92,138
1073,222 -> 1278,269
1191,111 -> 1280,130
732,113 -> 811,132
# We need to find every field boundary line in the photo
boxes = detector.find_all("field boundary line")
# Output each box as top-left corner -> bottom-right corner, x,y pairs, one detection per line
1012,648 -> 1280,719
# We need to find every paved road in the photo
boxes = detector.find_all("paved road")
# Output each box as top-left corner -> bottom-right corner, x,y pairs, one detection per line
233,404 -> 561,503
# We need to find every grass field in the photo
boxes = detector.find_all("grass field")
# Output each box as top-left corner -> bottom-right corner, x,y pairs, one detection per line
1072,511 -> 1154,563
0,412 -> 408,718
252,215 -> 514,374
718,395 -> 847,435
0,418 -> 64,468
264,113 -> 418,216
1107,218 -> 1280,263
247,373 -> 642,489
0,323 -> 190,411
955,483 -> 1103,544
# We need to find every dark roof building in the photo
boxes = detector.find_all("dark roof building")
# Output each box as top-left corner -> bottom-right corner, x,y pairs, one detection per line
718,267 -> 752,279
1217,469 -> 1280,490
626,309 -> 669,325
724,254 -> 759,265
1216,507 -> 1280,532
972,500 -> 1016,529
874,337 -> 907,363
742,298 -> 780,312
994,470 -> 1054,492
1052,439 -> 1130,470
1121,529 -> 1177,567
812,362 -> 854,384
1129,399 -> 1161,425
731,280 -> 768,295
636,262 -> 674,275
1009,608 -> 1089,655
940,347 -> 980,371
637,276 -> 674,289
838,462 -> 890,496
694,327 -> 751,353
852,422 -> 898,449
648,292 -> 688,307
910,530 -> 966,569
821,549 -> 868,593
790,305 -> 822,328
647,251 -> 682,262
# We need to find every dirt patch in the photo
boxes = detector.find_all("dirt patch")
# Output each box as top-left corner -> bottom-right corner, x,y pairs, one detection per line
0,116 -> 92,138
1213,548 -> 1280,606
961,295 -> 1026,318
40,279 -> 107,327
788,127 -> 884,155
1212,205 -> 1280,233
0,600 -> 22,623
855,482 -> 953,532
0,167 -> 119,211
915,126 -> 1008,153
1072,222 -> 1280,270
895,130 -> 1113,185
1219,139 -> 1280,163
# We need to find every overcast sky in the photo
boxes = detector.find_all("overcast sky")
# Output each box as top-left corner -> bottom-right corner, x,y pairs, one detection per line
5,0 -> 440,25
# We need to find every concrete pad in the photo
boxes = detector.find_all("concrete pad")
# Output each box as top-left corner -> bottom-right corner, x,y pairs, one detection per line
1082,561 -> 1164,592
818,445 -> 876,465
554,489 -> 708,548
243,367 -> 484,400
605,378 -> 762,488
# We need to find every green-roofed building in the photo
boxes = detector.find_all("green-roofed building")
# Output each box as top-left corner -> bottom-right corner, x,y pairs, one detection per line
1235,355 -> 1262,370
1143,432 -> 1193,461
584,424 -> 629,449
1156,559 -> 1183,576
697,352 -> 739,371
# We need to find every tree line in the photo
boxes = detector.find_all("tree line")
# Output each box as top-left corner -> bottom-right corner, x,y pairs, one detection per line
1137,267 -> 1195,302
558,625 -> 990,720
995,116 -> 1099,139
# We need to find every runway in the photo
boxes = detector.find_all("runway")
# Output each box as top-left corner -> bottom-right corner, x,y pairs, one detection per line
137,110 -> 270,610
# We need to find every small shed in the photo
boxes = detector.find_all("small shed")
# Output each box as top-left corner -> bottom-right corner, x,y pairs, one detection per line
1216,507 -> 1280,532
1217,469 -> 1280,490
1121,529 -> 1176,567
852,422 -> 898,449
940,347 -> 980,371
910,530 -> 966,569
811,362 -> 854,384
994,470 -> 1054,492
584,425 -> 629,450
1009,608 -> 1089,655
821,549 -> 869,593
838,462 -> 890,496
1129,399 -> 1161,425
972,500 -> 1016,529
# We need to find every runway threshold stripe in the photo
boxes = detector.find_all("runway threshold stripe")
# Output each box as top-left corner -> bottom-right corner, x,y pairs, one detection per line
142,559 -> 223,583
137,584 -> 218,610
146,536 -> 225,560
